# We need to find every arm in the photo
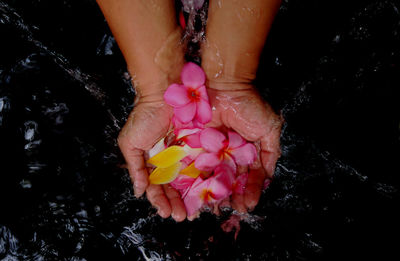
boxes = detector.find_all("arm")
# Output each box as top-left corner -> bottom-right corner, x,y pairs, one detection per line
202,0 -> 281,86
97,0 -> 184,98
97,0 -> 187,221
202,0 -> 282,212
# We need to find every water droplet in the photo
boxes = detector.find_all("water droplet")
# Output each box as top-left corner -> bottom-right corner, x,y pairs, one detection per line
24,121 -> 38,141
20,179 -> 32,189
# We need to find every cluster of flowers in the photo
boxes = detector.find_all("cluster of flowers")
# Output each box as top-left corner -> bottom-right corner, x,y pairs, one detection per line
147,62 -> 257,217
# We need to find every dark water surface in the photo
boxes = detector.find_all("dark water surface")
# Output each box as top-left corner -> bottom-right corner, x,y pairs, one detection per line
1,0 -> 399,260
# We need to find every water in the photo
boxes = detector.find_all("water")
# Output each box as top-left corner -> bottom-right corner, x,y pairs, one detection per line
1,0 -> 400,260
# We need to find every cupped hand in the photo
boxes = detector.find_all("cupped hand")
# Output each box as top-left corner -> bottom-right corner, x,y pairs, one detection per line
118,98 -> 187,221
206,84 -> 283,213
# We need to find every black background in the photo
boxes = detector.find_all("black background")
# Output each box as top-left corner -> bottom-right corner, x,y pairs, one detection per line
1,0 -> 399,260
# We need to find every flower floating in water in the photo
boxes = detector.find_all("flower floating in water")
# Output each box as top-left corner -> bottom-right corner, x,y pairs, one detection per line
164,62 -> 212,124
147,62 -> 260,218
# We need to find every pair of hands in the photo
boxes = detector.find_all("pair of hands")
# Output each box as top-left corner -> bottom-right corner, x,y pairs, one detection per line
118,82 -> 282,222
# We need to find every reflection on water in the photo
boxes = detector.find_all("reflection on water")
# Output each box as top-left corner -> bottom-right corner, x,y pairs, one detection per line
1,0 -> 400,260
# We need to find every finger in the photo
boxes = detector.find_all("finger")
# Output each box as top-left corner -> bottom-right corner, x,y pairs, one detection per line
244,166 -> 265,211
261,150 -> 280,178
231,192 -> 247,214
213,203 -> 221,216
119,144 -> 149,197
146,184 -> 171,218
163,184 -> 187,222
231,165 -> 248,213
260,120 -> 282,178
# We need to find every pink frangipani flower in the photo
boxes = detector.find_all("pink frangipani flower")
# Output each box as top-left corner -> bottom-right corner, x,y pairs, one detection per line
194,128 -> 257,172
172,115 -> 204,130
174,128 -> 202,148
170,174 -> 196,198
164,62 -> 212,124
213,164 -> 248,195
184,173 -> 232,217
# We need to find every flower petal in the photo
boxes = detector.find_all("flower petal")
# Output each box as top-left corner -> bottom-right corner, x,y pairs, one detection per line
192,119 -> 205,129
195,98 -> 212,124
148,138 -> 166,158
183,145 -> 204,160
174,102 -> 196,123
170,174 -> 195,197
208,175 -> 232,201
223,153 -> 237,174
230,143 -> 257,166
184,177 -> 207,216
180,162 -> 202,178
194,152 -> 221,171
181,62 -> 206,88
196,85 -> 209,102
164,84 -> 190,107
183,132 -> 201,148
147,145 -> 186,168
176,128 -> 202,139
228,131 -> 246,149
199,128 -> 226,152
214,164 -> 236,186
172,116 -> 195,129
176,128 -> 202,148
148,162 -> 182,184
181,156 -> 193,166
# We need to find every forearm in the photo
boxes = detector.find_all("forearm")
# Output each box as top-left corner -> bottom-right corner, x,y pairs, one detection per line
97,0 -> 184,99
202,0 -> 281,89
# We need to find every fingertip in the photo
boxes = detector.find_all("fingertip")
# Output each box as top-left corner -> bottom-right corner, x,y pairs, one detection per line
243,182 -> 262,211
133,179 -> 149,197
133,185 -> 145,198
231,193 -> 247,214
244,195 -> 259,212
157,207 -> 172,219
146,184 -> 172,219
261,151 -> 280,178
172,210 -> 186,222
163,184 -> 187,222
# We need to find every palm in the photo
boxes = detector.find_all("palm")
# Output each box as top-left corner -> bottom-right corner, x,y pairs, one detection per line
206,87 -> 282,212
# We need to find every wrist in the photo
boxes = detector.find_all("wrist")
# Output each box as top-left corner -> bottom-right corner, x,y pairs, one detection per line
128,60 -> 184,104
127,27 -> 185,102
201,49 -> 259,91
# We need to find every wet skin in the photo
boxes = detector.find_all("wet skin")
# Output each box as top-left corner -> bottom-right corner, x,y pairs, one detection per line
99,0 -> 282,221
118,83 -> 282,221
206,85 -> 282,213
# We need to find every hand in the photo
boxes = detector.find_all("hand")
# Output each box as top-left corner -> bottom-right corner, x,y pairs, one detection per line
206,83 -> 282,213
118,97 -> 187,222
